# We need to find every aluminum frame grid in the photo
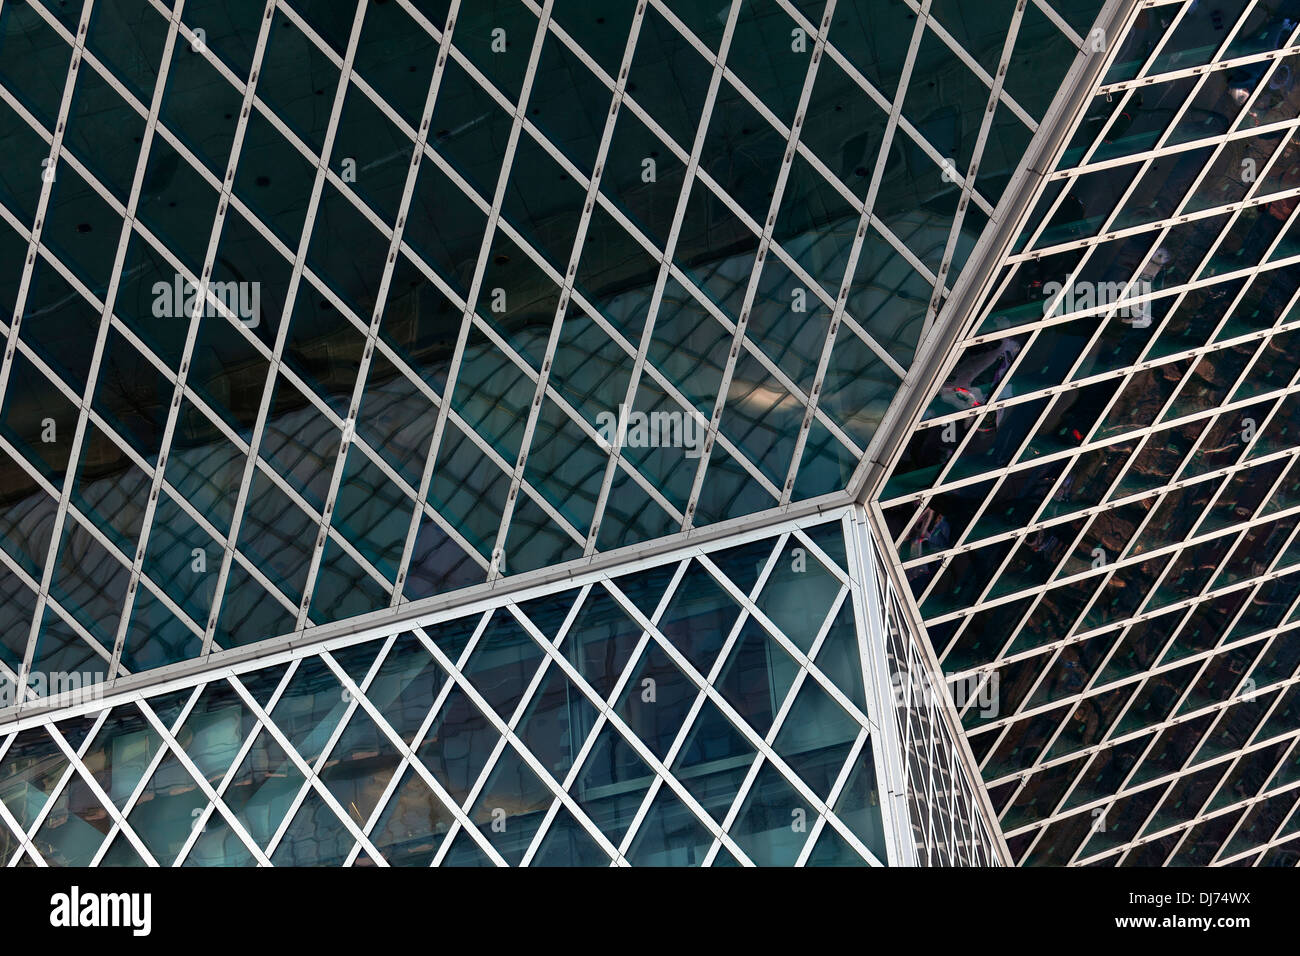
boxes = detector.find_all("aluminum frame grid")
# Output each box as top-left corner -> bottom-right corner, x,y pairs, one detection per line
0,0 -> 1102,706
873,0 -> 1300,866
0,508 -> 917,867
856,505 -> 1008,865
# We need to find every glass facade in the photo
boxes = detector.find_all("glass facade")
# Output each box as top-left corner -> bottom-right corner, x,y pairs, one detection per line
0,510 -> 1001,866
880,0 -> 1300,866
8,0 -> 1295,869
0,0 -> 1097,694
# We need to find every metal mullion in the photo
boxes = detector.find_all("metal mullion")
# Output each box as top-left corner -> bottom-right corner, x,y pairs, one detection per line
697,549 -> 870,726
582,0 -> 747,556
199,0 -> 370,655
914,185 -> 1215,502
997,686 -> 1265,827
956,494 -> 1300,681
103,318 -> 254,458
1100,38 -> 1300,95
1183,400 -> 1300,549
386,614 -> 516,864
918,8 -> 1038,130
376,155 -> 646,405
514,642 -> 629,866
0,576 -> 112,707
93,702 -> 185,859
983,633 -> 1300,792
0,765 -> 28,863
811,40 -> 998,220
225,668 -> 387,865
269,0 -> 344,68
293,18 -> 463,624
791,140 -> 949,286
108,0 -> 282,676
1214,759 -> 1300,865
42,712 -> 162,866
697,553 -> 861,719
603,553 -> 764,863
924,0 -> 1031,336
1019,109 -> 1300,269
405,623 -> 631,867
936,388 -> 1102,615
20,362 -> 169,508
966,588 -> 1285,749
1052,113 -> 1300,185
998,26 -> 1190,263
657,258 -> 874,453
51,725 -> 163,867
905,298 -> 1300,441
1066,333 -> 1300,633
2,0 -> 100,684
14,720 -> 102,856
897,326 -> 1300,522
780,1 -> 935,505
700,587 -> 880,867
448,315 -> 600,547
316,636 -> 555,867
459,310 -> 687,524
390,0 -> 563,594
1073,0 -> 1202,170
864,504 -> 1013,863
487,8 -> 644,580
441,94 -> 869,460
1104,695 -> 1300,866
170,677 -> 288,867
427,655 -> 591,865
917,241 -> 1300,356
1075,764 -> 1300,865
504,586 -> 622,867
788,525 -> 854,589
339,604 -> 493,867
6,508 -> 863,727
1091,512 -> 1300,756
1213,791 -> 1300,865
1030,0 -> 1085,47
1081,0 -> 1286,212
1015,182 -> 1300,264
557,287 -> 785,503
168,12 -> 250,96
391,0 -> 447,38
259,679 -> 372,862
919,409 -> 1293,633
0,70 -> 55,154
679,0 -> 844,529
792,726 -> 876,866
1152,127 -> 1300,292
868,532 -> 928,866
343,749 -> 410,867
911,635 -> 944,862
433,609 -> 621,866
133,691 -> 272,866
604,569 -> 883,862
511,582 -> 686,866
1077,689 -> 1291,865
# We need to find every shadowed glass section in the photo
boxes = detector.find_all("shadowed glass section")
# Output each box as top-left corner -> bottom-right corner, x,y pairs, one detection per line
0,0 -> 1098,694
880,0 -> 1300,867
